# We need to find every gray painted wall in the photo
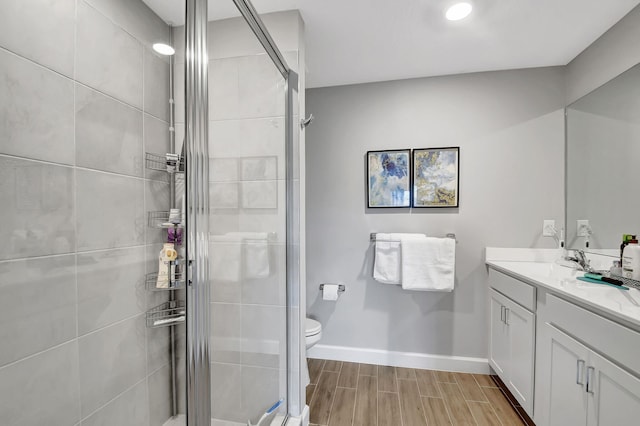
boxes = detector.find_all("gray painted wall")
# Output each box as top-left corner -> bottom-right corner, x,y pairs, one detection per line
305,67 -> 565,359
566,4 -> 640,104
0,1 -> 173,425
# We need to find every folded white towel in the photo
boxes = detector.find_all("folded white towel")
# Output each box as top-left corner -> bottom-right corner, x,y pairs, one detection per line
228,232 -> 270,279
210,234 -> 243,282
401,237 -> 456,292
373,233 -> 426,284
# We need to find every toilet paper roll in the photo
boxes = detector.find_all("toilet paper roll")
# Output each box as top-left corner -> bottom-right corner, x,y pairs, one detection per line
322,283 -> 340,301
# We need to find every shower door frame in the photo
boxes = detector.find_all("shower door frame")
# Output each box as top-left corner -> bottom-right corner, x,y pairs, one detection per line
184,0 -> 301,424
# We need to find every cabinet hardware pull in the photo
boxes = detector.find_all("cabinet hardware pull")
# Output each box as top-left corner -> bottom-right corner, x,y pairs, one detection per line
586,366 -> 595,394
501,305 -> 505,323
576,359 -> 585,385
505,308 -> 509,325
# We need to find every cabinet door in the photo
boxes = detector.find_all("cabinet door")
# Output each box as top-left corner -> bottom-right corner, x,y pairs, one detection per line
505,297 -> 535,415
587,350 -> 640,426
545,324 -> 590,426
489,290 -> 509,378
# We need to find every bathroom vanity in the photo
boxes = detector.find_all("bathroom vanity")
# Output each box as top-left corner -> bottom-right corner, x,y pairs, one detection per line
486,251 -> 640,426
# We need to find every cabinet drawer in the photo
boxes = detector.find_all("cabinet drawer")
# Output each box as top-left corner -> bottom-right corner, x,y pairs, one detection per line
489,268 -> 536,312
546,293 -> 640,376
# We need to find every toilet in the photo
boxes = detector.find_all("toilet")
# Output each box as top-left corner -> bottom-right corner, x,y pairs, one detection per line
305,318 -> 322,349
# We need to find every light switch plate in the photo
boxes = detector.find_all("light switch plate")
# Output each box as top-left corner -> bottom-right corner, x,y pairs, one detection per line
543,220 -> 556,237
577,220 -> 590,237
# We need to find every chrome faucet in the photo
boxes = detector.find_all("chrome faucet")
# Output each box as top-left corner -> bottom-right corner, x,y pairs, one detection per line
564,249 -> 594,272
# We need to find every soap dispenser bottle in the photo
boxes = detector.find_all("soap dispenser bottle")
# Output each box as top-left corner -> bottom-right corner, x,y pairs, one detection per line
622,238 -> 640,281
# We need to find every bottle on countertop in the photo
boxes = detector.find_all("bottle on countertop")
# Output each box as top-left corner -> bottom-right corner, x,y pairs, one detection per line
620,234 -> 636,264
610,260 -> 623,277
622,239 -> 640,281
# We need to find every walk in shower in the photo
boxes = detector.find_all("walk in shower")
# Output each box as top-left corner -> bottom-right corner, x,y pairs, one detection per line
0,0 -> 304,425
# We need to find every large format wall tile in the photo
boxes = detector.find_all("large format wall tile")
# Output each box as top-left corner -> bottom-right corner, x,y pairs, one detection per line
0,49 -> 74,165
78,316 -> 147,417
0,255 -> 76,367
241,365 -> 281,423
238,54 -> 285,119
144,50 -> 170,121
211,362 -> 242,423
76,2 -> 143,108
144,114 -> 171,182
76,169 -> 144,251
77,247 -> 146,335
148,364 -> 172,426
146,325 -> 170,373
241,243 -> 286,306
174,63 -> 185,124
211,302 -> 241,364
0,0 -> 75,77
84,0 -> 169,48
210,57 -> 240,121
0,157 -> 75,260
76,85 -> 143,177
81,379 -> 149,426
0,341 -> 80,426
145,179 -> 170,245
241,305 -> 286,369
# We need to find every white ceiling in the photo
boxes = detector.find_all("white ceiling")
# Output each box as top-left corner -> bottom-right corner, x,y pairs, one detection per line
142,0 -> 640,88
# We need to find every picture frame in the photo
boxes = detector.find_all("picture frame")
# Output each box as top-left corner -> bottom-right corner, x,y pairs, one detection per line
412,147 -> 459,208
366,149 -> 411,208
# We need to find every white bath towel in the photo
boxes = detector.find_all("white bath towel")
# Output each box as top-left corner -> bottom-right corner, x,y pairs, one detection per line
401,237 -> 455,291
210,234 -> 243,282
228,232 -> 270,279
373,233 -> 426,284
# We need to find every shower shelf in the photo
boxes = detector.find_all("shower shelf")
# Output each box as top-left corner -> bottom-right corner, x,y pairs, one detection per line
146,260 -> 185,291
148,211 -> 184,229
145,152 -> 184,174
146,300 -> 186,328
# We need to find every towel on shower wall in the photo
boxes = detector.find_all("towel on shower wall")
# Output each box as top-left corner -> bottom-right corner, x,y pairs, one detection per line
373,233 -> 426,284
210,234 -> 243,282
401,237 -> 456,292
227,232 -> 270,279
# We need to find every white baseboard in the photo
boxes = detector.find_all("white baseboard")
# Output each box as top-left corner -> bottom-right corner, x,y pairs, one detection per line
307,344 -> 490,374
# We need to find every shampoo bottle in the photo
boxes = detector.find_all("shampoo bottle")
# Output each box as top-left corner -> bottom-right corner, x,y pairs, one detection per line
622,239 -> 640,281
156,243 -> 178,288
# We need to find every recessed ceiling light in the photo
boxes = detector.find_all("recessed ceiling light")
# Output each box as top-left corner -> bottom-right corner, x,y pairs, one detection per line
445,2 -> 473,21
153,43 -> 175,56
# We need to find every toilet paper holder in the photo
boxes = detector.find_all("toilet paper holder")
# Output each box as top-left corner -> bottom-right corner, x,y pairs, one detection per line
319,283 -> 346,293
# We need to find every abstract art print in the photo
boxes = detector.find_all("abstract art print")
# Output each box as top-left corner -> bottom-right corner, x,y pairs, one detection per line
367,149 -> 411,208
412,147 -> 459,207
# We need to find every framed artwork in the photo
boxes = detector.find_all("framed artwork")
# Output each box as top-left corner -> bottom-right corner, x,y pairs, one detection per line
412,147 -> 459,208
366,149 -> 411,208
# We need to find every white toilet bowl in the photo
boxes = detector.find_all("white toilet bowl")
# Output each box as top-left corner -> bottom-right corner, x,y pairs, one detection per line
305,318 -> 322,349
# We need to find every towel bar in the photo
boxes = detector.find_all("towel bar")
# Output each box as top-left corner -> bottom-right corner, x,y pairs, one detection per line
369,233 -> 457,242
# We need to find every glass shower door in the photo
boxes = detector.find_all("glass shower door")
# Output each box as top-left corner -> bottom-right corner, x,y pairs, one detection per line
206,13 -> 289,426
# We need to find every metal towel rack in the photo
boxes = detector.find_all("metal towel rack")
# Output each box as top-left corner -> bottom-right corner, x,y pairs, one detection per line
369,232 -> 457,242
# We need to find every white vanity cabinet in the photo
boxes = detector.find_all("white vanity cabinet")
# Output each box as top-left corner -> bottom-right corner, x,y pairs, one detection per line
488,270 -> 536,416
535,293 -> 640,426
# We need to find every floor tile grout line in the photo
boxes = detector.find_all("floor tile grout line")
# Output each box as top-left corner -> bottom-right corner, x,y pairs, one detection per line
324,366 -> 341,426
479,384 -> 510,426
376,363 -> 379,426
394,367 -> 404,426
434,381 -> 455,426
350,364 -> 360,426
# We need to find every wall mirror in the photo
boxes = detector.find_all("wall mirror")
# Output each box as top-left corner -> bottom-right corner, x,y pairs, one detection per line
566,63 -> 640,254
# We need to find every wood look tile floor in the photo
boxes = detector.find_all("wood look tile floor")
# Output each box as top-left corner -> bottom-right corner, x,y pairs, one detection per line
306,358 -> 528,426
